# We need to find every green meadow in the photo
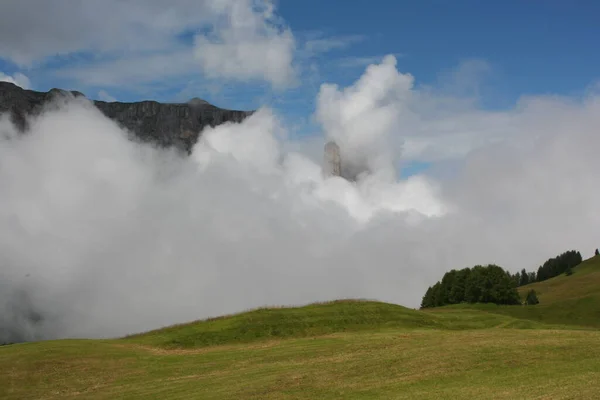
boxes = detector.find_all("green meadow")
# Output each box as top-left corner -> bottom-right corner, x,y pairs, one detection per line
3,256 -> 600,399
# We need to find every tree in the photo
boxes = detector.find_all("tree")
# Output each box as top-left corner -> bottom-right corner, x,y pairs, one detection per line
421,264 -> 520,307
510,272 -> 521,288
420,286 -> 434,309
464,266 -> 483,303
449,268 -> 469,304
525,289 -> 539,305
431,282 -> 443,307
519,268 -> 529,286
440,270 -> 458,304
535,250 -> 582,282
595,248 -> 599,256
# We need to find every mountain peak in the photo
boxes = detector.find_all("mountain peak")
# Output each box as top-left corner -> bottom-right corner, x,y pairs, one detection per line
187,97 -> 212,107
0,84 -> 253,153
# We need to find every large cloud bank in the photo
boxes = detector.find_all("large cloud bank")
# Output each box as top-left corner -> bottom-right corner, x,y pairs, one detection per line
0,0 -> 296,88
2,56 -> 600,342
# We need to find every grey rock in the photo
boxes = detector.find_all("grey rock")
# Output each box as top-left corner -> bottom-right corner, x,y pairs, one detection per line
0,82 -> 253,153
323,141 -> 342,178
322,140 -> 367,182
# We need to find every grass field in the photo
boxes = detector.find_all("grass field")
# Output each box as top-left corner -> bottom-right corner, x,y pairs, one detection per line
2,256 -> 600,399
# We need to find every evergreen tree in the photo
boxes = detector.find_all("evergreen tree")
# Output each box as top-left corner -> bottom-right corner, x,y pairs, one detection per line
510,272 -> 521,288
595,248 -> 599,256
431,282 -> 443,307
420,286 -> 434,309
519,268 -> 529,286
440,270 -> 458,304
535,250 -> 582,282
525,289 -> 539,305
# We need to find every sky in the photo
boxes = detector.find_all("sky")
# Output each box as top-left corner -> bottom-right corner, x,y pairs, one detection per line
1,1 -> 599,114
1,0 -> 598,174
1,0 -> 600,342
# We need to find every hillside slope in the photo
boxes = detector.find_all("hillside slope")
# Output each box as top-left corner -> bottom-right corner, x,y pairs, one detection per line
3,260 -> 600,399
517,254 -> 600,303
430,255 -> 600,328
126,300 -> 438,349
2,300 -> 600,399
123,300 -> 554,350
2,328 -> 600,399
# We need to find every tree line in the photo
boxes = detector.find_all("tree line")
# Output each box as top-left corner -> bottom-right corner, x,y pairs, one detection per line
512,250 -> 582,287
420,249 -> 583,309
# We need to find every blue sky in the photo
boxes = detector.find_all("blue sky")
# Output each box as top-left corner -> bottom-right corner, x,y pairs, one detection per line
282,0 -> 599,97
2,1 -> 598,105
285,0 -> 599,110
0,0 -> 598,175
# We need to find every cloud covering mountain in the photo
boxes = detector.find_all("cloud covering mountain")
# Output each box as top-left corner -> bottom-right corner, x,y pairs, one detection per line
2,52 -> 600,343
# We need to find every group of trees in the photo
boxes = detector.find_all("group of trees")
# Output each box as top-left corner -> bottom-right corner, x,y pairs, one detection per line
536,250 -> 582,280
420,264 -> 521,309
512,250 -> 582,287
421,249 -> 585,309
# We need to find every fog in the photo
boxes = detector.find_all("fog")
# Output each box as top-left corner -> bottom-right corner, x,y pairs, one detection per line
2,56 -> 600,342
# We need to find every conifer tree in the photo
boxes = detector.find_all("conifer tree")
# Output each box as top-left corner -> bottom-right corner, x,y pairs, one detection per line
525,289 -> 539,305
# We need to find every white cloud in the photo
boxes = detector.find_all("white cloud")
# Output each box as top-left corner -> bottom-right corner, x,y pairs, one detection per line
303,34 -> 365,55
0,71 -> 30,89
0,95 -> 445,342
435,58 -> 493,99
316,55 -> 414,179
195,108 -> 284,173
0,0 -> 209,66
97,90 -> 117,102
193,0 -> 297,88
0,0 -> 296,88
316,57 -> 527,164
336,53 -> 404,68
2,54 -> 600,345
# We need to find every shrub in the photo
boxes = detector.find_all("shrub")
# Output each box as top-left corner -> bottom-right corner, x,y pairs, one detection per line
525,289 -> 539,305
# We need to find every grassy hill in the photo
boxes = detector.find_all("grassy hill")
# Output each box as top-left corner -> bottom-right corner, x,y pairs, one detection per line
123,299 -> 553,350
517,255 -> 600,303
2,257 -> 600,399
125,300 -> 442,349
429,254 -> 600,329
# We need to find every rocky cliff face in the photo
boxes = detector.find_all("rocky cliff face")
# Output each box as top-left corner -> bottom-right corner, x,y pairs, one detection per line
0,82 -> 253,153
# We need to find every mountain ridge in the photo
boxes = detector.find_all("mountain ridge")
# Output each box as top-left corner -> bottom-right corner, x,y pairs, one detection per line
0,82 -> 253,153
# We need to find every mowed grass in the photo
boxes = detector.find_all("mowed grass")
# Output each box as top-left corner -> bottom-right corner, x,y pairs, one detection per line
2,258 -> 600,399
3,329 -> 600,399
